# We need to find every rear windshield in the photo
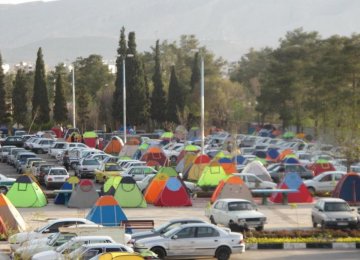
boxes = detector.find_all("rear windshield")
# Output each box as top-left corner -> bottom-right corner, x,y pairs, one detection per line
55,143 -> 66,148
83,159 -> 100,166
49,169 -> 67,175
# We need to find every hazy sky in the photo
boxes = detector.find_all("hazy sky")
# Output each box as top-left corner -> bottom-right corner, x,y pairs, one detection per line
0,0 -> 53,4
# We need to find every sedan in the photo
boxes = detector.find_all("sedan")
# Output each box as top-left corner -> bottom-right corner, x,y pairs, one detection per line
311,198 -> 358,229
75,158 -> 101,179
68,243 -> 133,259
235,173 -> 277,190
44,167 -> 69,189
95,163 -> 123,183
205,199 -> 266,231
121,166 -> 157,181
134,223 -> 245,260
304,171 -> 346,195
0,173 -> 16,194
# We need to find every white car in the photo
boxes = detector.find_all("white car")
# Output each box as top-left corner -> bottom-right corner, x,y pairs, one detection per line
48,142 -> 68,158
311,198 -> 359,229
163,143 -> 185,163
68,243 -> 133,259
0,145 -> 16,162
14,232 -> 77,259
134,223 -> 245,259
121,166 -> 157,181
44,167 -> 70,189
205,199 -> 266,231
236,173 -> 277,190
30,138 -> 55,154
304,171 -> 346,195
8,218 -> 95,251
32,236 -> 116,260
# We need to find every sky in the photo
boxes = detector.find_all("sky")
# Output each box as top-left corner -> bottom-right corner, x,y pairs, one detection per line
0,0 -> 53,4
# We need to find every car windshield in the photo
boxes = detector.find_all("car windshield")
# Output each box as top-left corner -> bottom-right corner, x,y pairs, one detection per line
228,201 -> 254,211
83,159 -> 99,165
105,165 -> 121,171
324,202 -> 351,212
162,226 -> 181,238
47,233 -> 60,245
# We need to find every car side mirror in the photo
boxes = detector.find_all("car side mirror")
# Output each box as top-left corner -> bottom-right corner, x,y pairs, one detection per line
318,208 -> 323,212
171,235 -> 178,240
43,229 -> 50,233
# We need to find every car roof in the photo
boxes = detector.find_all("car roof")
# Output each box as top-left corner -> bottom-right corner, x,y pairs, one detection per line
317,198 -> 347,203
179,223 -> 217,228
168,218 -> 206,223
48,218 -> 92,224
81,243 -> 124,248
71,235 -> 113,241
215,198 -> 252,203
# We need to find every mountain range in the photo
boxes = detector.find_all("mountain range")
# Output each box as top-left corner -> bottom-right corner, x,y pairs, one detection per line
1,0 -> 360,65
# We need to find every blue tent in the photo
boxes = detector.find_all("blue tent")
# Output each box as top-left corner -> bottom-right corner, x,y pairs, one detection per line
54,182 -> 73,205
233,155 -> 246,165
86,195 -> 127,226
333,173 -> 360,206
282,157 -> 300,164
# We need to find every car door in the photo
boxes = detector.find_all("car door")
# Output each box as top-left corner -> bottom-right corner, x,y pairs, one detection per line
316,173 -> 333,192
194,226 -> 221,256
211,201 -> 223,223
81,247 -> 103,260
168,227 -> 196,256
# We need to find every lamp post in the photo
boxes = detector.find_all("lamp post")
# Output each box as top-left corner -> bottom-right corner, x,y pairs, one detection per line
200,55 -> 205,155
72,66 -> 76,129
121,54 -> 134,143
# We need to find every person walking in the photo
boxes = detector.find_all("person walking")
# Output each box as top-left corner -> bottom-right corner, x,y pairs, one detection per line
63,151 -> 70,171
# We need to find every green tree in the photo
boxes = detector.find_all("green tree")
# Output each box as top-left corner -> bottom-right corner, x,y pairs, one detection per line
166,65 -> 181,123
113,27 -> 127,129
32,47 -> 50,124
12,69 -> 28,126
190,52 -> 200,92
53,73 -> 68,124
0,53 -> 11,126
150,40 -> 167,123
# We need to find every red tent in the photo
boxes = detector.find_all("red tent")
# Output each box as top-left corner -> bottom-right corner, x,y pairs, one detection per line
154,177 -> 192,207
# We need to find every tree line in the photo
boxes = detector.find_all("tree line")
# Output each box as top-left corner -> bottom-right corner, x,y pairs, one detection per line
0,27 -> 245,134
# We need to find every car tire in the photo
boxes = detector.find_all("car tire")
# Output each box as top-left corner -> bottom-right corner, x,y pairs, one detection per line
151,247 -> 166,259
0,186 -> 8,194
215,246 -> 231,260
308,187 -> 315,196
210,215 -> 216,225
255,225 -> 264,231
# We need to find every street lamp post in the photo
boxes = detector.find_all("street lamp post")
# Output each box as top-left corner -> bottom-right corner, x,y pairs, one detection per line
121,54 -> 134,144
72,66 -> 76,128
200,55 -> 205,155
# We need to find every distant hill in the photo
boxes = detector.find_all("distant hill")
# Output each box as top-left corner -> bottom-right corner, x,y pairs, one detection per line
1,0 -> 360,65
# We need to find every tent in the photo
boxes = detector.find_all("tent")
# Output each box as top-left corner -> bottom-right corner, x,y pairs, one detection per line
140,146 -> 169,166
83,131 -> 98,148
266,148 -> 280,162
160,132 -> 174,141
154,177 -> 192,207
68,179 -> 99,208
210,175 -> 253,203
282,157 -> 300,164
86,195 -> 127,226
54,182 -> 73,205
114,176 -> 147,208
218,157 -> 237,174
0,194 -> 27,235
6,175 -> 47,208
269,172 -> 313,203
103,136 -> 124,155
185,154 -> 211,181
278,149 -> 294,161
119,144 -> 139,158
197,162 -> 229,188
176,145 -> 200,164
233,155 -> 246,165
242,161 -> 272,182
332,172 -> 360,206
102,176 -> 122,195
179,153 -> 197,176
308,161 -> 336,176
144,167 -> 178,204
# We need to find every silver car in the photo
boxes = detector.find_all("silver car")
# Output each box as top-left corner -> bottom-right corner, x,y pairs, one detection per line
134,223 -> 245,260
304,171 -> 346,195
311,198 -> 359,229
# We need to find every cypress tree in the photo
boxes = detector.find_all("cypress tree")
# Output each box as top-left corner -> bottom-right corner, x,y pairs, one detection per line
0,53 -> 10,126
53,73 -> 68,124
150,40 -> 167,123
126,32 -> 147,126
167,65 -> 184,123
12,69 -> 28,126
32,47 -> 50,124
113,27 -> 127,129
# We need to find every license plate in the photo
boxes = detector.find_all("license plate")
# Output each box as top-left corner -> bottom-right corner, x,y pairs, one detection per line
54,177 -> 63,180
338,222 -> 348,226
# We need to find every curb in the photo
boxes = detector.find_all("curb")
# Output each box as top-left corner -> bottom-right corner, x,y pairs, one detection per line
246,242 -> 360,250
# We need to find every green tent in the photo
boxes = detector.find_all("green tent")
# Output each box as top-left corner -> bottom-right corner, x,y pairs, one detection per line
103,176 -> 122,195
184,145 -> 200,152
160,132 -> 174,139
114,176 -> 147,208
6,175 -> 47,208
83,131 -> 98,138
283,131 -> 295,139
139,143 -> 149,151
156,167 -> 178,177
197,162 -> 229,188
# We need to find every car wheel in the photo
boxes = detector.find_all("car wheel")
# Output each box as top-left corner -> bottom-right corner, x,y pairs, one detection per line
0,186 -> 8,194
210,215 -> 216,225
151,246 -> 166,259
255,225 -> 264,231
308,187 -> 315,196
215,246 -> 231,260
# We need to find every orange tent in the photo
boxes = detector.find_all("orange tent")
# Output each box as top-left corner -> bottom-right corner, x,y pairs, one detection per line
0,194 -> 27,236
104,136 -> 124,155
140,146 -> 169,166
278,149 -> 294,162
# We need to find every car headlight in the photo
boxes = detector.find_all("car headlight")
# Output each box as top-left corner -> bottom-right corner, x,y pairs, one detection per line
237,218 -> 245,223
350,217 -> 357,221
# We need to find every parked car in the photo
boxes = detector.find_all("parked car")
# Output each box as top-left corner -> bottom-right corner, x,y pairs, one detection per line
95,163 -> 123,183
134,223 -> 245,259
31,236 -> 115,260
15,152 -> 38,174
75,158 -> 101,179
30,138 -> 55,154
54,143 -> 89,161
236,173 -> 277,190
23,137 -> 40,150
121,166 -> 157,181
163,143 -> 185,163
311,198 -> 359,229
304,171 -> 347,195
0,173 -> 15,194
20,157 -> 43,174
0,145 -> 16,163
130,218 -> 207,243
8,218 -> 95,251
7,147 -> 26,166
48,142 -> 68,158
37,163 -> 56,183
267,163 -> 314,183
0,136 -> 24,147
44,167 -> 70,189
205,198 -> 266,231
68,243 -> 133,260
86,153 -> 112,162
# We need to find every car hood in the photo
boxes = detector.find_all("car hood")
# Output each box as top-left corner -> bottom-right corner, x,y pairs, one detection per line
131,230 -> 156,240
136,235 -> 166,246
32,250 -> 60,260
16,244 -> 52,255
9,231 -> 41,244
324,212 -> 357,219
